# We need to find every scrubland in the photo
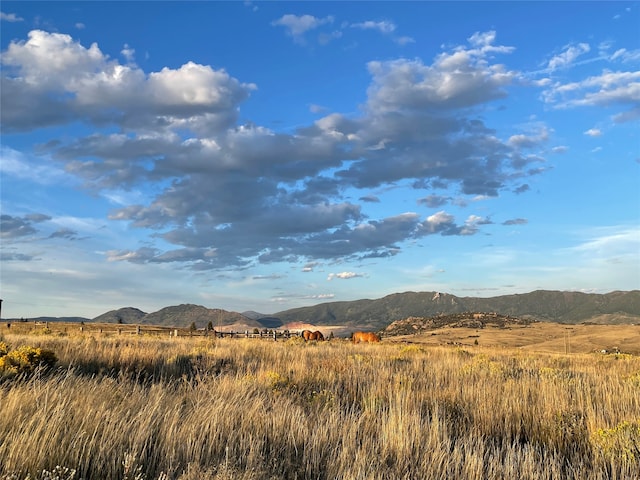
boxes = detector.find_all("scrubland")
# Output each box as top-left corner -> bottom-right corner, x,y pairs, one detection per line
0,331 -> 639,479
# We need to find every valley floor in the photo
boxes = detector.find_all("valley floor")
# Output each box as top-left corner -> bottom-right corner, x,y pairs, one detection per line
387,322 -> 640,355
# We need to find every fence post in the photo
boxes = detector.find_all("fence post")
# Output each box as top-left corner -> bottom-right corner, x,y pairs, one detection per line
273,331 -> 277,341
174,329 -> 178,338
136,325 -> 141,335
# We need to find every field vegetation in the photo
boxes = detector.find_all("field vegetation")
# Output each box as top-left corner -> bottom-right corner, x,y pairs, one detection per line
1,327 -> 639,479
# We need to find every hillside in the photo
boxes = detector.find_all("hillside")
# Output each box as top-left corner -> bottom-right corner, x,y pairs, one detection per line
8,289 -> 639,330
93,307 -> 147,324
141,304 -> 258,329
273,290 -> 640,330
384,312 -> 534,336
90,304 -> 260,329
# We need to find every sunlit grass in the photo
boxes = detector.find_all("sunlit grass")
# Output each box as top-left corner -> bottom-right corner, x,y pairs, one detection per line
1,332 -> 639,479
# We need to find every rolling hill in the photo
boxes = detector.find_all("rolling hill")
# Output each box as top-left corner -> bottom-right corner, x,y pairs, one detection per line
272,290 -> 640,330
90,304 -> 259,329
7,290 -> 639,330
141,304 -> 254,328
93,307 -> 147,324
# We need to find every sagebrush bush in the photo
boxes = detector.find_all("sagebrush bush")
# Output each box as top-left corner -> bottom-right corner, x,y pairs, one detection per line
0,343 -> 57,377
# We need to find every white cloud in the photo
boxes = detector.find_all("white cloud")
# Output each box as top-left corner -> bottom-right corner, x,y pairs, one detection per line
542,70 -> 640,122
271,14 -> 334,43
611,48 -> 640,63
327,272 -> 362,280
468,30 -> 496,48
584,128 -> 602,137
365,32 -> 516,113
351,20 -> 396,34
507,125 -> 550,149
1,11 -> 23,22
1,30 -> 256,132
394,36 -> 415,46
571,227 -> 638,254
2,30 -> 105,87
1,28 -> 538,273
547,43 -> 590,71
121,44 -> 135,63
309,103 -> 327,113
318,30 -> 343,45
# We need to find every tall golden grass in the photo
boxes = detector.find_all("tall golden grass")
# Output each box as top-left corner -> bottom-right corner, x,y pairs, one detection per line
1,332 -> 639,479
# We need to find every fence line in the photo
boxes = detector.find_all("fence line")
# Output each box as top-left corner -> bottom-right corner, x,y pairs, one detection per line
6,320 -> 332,341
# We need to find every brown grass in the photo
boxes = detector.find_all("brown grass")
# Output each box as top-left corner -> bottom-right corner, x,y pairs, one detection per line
1,329 -> 639,479
389,321 -> 640,355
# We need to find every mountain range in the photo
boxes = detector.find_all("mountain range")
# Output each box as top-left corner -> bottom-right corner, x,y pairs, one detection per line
10,290 -> 639,331
271,290 -> 640,330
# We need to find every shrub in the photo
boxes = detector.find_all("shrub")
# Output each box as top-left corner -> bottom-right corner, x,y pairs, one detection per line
593,420 -> 640,463
0,344 -> 57,377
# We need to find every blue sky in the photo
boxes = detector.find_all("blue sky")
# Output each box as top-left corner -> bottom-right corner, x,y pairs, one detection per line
1,1 -> 639,319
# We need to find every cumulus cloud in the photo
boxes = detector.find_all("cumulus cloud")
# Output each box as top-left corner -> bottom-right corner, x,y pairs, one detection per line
584,128 -> 603,137
1,30 -> 256,132
351,20 -> 396,34
365,34 -> 516,113
418,195 -> 450,208
318,30 -> 343,45
0,213 -> 50,239
1,29 -> 543,272
0,11 -> 23,22
394,36 -> 415,46
417,211 -> 459,235
327,271 -> 362,280
121,44 -> 135,63
271,14 -> 334,43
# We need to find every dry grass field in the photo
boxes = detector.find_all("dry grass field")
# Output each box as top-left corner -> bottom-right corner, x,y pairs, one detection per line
1,322 -> 639,479
388,322 -> 640,355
